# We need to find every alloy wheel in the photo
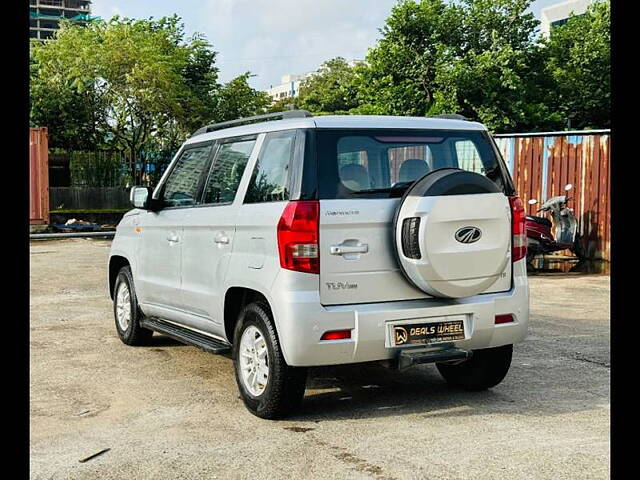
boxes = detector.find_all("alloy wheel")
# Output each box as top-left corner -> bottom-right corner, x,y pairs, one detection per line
239,325 -> 269,396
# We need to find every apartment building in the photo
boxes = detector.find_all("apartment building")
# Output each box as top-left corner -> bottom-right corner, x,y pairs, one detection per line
30,0 -> 96,40
540,0 -> 602,36
265,73 -> 314,103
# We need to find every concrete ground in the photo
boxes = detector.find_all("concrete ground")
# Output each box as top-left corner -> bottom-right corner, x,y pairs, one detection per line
30,239 -> 610,480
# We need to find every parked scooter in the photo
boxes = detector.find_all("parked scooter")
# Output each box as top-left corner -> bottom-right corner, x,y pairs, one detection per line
525,184 -> 584,264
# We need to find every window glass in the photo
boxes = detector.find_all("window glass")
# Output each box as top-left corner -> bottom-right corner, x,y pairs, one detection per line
455,140 -> 484,174
335,136 -> 437,191
337,149 -> 369,190
203,138 -> 256,204
162,144 -> 212,207
245,130 -> 295,203
388,146 -> 434,185
317,129 -> 507,199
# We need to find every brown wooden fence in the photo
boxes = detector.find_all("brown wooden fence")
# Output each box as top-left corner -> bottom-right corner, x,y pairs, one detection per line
494,130 -> 611,260
30,128 -> 49,225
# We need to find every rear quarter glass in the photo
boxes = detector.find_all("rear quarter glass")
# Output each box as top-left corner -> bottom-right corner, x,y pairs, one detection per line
315,129 -> 514,199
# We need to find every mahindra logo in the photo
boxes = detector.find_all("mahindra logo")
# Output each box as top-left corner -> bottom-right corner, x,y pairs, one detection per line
455,226 -> 482,244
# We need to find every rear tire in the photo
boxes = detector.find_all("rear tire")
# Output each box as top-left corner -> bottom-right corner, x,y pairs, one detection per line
232,302 -> 307,419
436,344 -> 512,391
113,266 -> 153,346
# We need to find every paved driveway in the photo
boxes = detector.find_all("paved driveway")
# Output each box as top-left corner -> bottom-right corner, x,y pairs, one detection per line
30,239 -> 610,479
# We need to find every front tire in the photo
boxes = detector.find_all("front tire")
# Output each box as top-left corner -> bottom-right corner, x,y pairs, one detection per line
436,344 -> 513,391
232,302 -> 307,419
113,266 -> 153,346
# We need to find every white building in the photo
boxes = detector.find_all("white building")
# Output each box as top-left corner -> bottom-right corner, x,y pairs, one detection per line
540,0 -> 600,36
265,60 -> 362,104
265,73 -> 314,103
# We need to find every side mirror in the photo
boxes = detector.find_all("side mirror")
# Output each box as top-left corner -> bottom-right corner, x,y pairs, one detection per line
528,199 -> 538,205
130,186 -> 153,209
564,184 -> 573,191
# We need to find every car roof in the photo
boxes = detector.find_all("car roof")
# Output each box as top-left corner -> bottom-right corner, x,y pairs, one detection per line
184,115 -> 487,145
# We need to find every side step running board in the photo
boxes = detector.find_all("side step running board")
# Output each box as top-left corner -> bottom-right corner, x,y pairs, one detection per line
141,317 -> 231,354
397,348 -> 471,370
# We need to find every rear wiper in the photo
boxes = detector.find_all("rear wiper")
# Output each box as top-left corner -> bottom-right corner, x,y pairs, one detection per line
351,181 -> 413,194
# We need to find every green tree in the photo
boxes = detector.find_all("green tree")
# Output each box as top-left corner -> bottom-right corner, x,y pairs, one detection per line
179,33 -> 220,134
30,48 -> 106,150
297,57 -> 359,114
429,0 -> 564,131
30,16 -> 271,184
543,1 -> 610,129
353,0 -> 565,132
213,72 -> 271,122
266,96 -> 300,113
353,0 -> 464,116
30,16 -> 210,182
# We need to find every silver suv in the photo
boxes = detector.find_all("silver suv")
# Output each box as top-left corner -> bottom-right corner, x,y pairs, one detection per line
108,111 -> 529,419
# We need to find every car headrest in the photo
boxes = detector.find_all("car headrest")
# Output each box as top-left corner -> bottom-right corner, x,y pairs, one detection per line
340,164 -> 370,191
398,159 -> 429,183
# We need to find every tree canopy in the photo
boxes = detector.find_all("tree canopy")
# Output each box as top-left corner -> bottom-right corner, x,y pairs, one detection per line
294,0 -> 610,133
543,1 -> 610,130
30,15 -> 270,182
297,58 -> 360,114
213,72 -> 271,122
30,0 -> 611,176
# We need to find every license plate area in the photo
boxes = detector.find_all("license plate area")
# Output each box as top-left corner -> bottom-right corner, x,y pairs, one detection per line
386,315 -> 469,348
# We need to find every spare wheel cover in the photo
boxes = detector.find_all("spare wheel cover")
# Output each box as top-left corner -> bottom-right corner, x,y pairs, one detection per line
393,168 -> 511,298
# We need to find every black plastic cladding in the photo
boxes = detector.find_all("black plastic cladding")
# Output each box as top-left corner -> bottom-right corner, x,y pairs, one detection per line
401,217 -> 422,259
409,168 -> 502,197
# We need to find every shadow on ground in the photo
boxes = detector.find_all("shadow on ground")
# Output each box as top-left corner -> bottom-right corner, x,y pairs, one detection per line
527,258 -> 609,275
279,356 -> 605,423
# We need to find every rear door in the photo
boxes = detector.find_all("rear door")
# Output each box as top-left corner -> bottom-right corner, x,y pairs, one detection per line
230,129 -> 300,282
179,135 -> 259,333
317,129 -> 513,306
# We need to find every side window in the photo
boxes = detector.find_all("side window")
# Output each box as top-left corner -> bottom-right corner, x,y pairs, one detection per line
202,137 -> 256,205
455,140 -> 484,174
162,144 -> 212,207
245,130 -> 296,203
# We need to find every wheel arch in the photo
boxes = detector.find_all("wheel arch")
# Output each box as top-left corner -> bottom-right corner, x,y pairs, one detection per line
109,255 -> 131,299
224,286 -> 273,344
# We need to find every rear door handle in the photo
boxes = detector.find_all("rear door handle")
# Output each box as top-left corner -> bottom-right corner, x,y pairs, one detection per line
330,243 -> 369,255
166,232 -> 180,243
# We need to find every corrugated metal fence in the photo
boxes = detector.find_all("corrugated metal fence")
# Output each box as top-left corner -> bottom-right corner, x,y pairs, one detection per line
30,127 -> 611,259
30,128 -> 49,225
494,130 -> 611,260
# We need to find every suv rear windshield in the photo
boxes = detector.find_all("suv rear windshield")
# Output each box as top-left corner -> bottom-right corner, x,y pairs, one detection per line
316,129 -> 512,199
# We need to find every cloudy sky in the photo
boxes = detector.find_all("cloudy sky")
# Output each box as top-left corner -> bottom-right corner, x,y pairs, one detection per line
91,0 -> 561,91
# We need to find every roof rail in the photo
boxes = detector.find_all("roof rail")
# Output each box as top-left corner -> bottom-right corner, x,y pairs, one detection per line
430,113 -> 468,121
191,110 -> 313,137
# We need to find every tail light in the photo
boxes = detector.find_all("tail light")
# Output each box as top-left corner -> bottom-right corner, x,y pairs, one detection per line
509,196 -> 527,262
277,200 -> 319,274
495,314 -> 514,324
320,329 -> 352,341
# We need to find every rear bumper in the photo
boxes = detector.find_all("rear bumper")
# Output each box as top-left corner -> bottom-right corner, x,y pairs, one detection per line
269,260 -> 529,367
